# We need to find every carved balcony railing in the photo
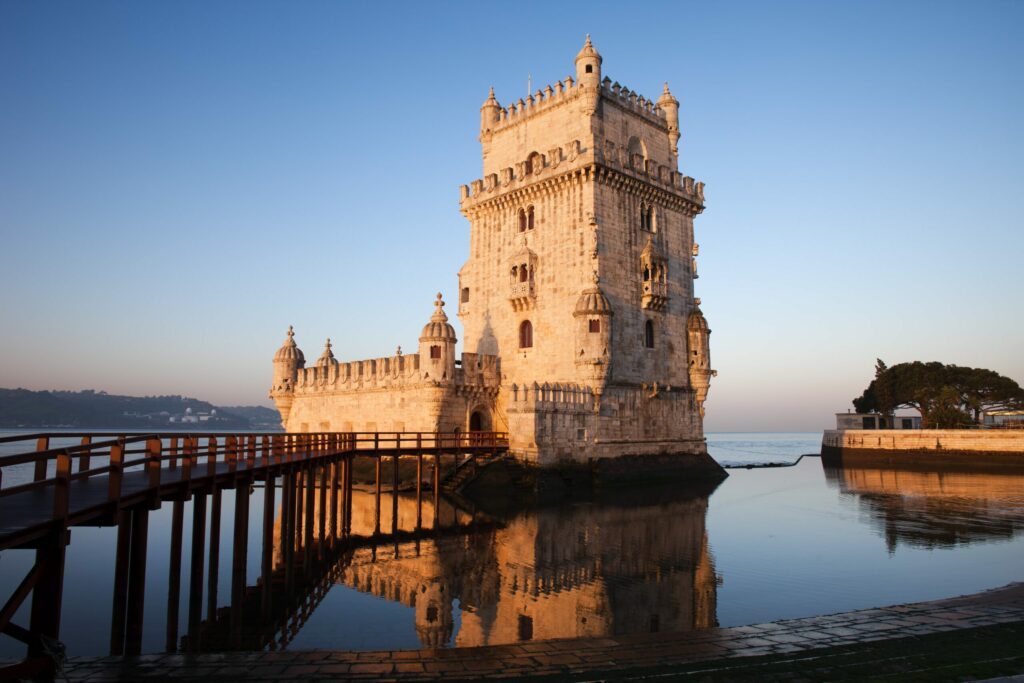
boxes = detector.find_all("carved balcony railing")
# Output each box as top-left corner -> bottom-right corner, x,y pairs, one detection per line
509,281 -> 536,311
641,280 -> 669,311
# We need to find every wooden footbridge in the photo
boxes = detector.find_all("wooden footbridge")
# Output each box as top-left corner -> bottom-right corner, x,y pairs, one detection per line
0,430 -> 508,679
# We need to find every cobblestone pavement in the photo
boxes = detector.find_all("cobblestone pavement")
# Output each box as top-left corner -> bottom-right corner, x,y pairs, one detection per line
61,583 -> 1024,681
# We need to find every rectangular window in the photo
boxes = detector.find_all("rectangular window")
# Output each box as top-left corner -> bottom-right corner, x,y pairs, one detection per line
461,287 -> 470,303
588,319 -> 600,333
862,416 -> 875,430
430,345 -> 441,359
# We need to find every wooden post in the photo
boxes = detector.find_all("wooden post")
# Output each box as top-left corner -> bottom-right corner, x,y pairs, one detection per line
342,457 -> 351,535
230,477 -> 250,640
226,435 -> 238,472
261,471 -> 276,618
187,492 -> 207,649
304,463 -> 315,571
416,454 -> 423,530
124,506 -> 149,655
33,436 -> 49,482
146,438 -> 162,495
207,486 -> 222,621
168,436 -> 179,470
392,452 -> 400,535
79,435 -> 92,473
433,453 -> 442,529
374,456 -> 381,535
30,451 -> 70,660
317,463 -> 327,551
281,472 -> 293,593
329,460 -> 339,543
207,436 -> 218,476
165,499 -> 184,652
109,510 -> 130,655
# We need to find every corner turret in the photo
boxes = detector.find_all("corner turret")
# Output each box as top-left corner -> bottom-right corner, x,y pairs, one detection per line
418,293 -> 458,382
686,303 -> 716,416
575,34 -> 602,114
574,273 -> 614,403
270,326 -> 305,426
480,87 -> 501,140
657,82 -> 680,160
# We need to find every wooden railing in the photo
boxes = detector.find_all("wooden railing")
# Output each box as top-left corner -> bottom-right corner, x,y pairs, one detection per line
0,430 -> 508,677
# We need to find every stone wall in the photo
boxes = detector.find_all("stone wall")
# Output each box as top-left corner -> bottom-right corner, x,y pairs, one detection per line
821,429 -> 1024,471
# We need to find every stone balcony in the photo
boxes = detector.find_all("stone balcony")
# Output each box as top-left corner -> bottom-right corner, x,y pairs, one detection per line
509,281 -> 536,311
642,281 -> 669,311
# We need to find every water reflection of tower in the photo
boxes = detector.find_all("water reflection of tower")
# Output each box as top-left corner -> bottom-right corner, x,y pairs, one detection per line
329,483 -> 720,648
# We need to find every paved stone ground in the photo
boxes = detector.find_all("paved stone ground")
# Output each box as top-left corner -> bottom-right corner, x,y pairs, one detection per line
60,583 -> 1024,681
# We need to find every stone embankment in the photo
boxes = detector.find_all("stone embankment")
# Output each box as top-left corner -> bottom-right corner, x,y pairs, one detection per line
822,429 -> 1024,470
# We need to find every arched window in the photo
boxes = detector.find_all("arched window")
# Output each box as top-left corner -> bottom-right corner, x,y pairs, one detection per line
430,345 -> 441,359
519,263 -> 529,282
518,208 -> 527,232
640,204 -> 653,231
527,206 -> 535,230
511,265 -> 518,281
589,319 -> 601,333
644,320 -> 655,349
642,266 -> 650,282
519,320 -> 533,348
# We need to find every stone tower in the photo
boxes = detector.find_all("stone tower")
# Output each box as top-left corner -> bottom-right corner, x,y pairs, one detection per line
458,37 -> 714,464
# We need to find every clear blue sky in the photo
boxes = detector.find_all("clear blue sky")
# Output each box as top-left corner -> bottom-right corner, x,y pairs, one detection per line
1,1 -> 1021,431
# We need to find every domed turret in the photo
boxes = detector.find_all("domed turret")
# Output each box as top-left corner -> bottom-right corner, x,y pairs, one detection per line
419,293 -> 457,382
574,274 -> 613,401
575,35 -> 602,115
687,303 -> 715,416
419,293 -> 457,342
657,82 -> 680,159
480,86 -> 501,139
315,338 -> 338,368
273,325 -> 305,364
270,325 -> 305,427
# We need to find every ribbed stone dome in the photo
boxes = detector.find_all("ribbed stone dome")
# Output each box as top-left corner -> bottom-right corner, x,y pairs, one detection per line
575,34 -> 602,64
419,293 -> 457,342
574,276 -> 613,316
315,338 -> 337,368
687,305 -> 710,332
274,326 -> 305,364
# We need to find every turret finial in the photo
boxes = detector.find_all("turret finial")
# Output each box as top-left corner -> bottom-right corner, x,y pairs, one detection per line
435,292 -> 444,309
287,325 -> 294,339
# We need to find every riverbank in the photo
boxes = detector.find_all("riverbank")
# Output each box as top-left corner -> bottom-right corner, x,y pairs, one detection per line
60,582 -> 1024,681
822,428 -> 1024,470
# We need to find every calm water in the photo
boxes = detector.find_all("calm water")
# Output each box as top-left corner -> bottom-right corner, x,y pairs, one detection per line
0,431 -> 1022,657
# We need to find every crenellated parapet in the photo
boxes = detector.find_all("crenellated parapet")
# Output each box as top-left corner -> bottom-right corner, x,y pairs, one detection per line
599,77 -> 669,127
291,349 -> 501,395
460,139 -> 704,215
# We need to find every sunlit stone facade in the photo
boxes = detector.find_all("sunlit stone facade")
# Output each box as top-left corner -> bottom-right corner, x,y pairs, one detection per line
269,38 -> 715,467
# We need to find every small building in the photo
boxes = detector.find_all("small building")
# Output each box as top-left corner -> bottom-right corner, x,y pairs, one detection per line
983,411 -> 1024,428
835,412 -> 922,430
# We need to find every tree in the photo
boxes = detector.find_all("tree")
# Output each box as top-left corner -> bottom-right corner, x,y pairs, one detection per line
852,361 -> 1024,428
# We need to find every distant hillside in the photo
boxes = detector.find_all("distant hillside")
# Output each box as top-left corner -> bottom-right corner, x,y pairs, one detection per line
0,388 -> 282,430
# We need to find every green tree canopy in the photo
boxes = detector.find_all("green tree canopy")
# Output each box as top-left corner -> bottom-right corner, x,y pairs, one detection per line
852,360 -> 1024,428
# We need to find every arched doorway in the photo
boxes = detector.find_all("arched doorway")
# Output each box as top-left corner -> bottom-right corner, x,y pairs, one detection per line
469,411 -> 485,432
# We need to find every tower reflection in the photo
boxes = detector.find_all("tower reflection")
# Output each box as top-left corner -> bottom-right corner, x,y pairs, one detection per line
337,483 -> 721,648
